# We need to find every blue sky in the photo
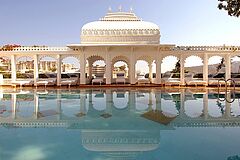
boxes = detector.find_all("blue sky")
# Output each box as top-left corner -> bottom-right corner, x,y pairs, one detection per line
0,0 -> 239,46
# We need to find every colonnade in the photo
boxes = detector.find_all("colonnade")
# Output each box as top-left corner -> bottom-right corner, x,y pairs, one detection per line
4,46 -> 238,86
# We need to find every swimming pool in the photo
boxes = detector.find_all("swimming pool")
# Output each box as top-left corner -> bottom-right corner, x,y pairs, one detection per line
0,88 -> 240,160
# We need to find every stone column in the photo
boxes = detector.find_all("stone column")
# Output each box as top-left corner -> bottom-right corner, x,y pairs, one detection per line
105,55 -> 112,85
225,54 -> 231,81
88,63 -> 93,80
180,56 -> 185,85
155,57 -> 162,84
203,53 -> 208,83
56,55 -> 61,86
80,52 -> 86,84
149,62 -> 153,83
11,55 -> 17,81
33,55 -> 39,86
129,50 -> 136,84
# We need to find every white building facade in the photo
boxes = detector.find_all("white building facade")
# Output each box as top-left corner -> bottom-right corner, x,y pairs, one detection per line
0,10 -> 240,86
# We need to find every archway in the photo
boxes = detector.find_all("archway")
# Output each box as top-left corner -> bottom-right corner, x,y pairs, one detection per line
39,56 -> 57,74
208,56 -> 226,84
16,56 -> 34,79
231,56 -> 240,78
61,57 -> 80,82
135,60 -> 149,80
112,61 -> 129,83
0,56 -> 11,82
184,56 -> 203,85
87,56 -> 105,84
161,56 -> 179,80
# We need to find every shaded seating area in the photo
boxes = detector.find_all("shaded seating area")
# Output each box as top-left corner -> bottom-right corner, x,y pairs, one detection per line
36,73 -> 57,87
92,74 -> 104,85
11,80 -> 34,88
60,73 -> 79,87
115,73 -> 126,84
137,74 -> 151,84
208,73 -> 226,86
162,73 -> 180,86
185,73 -> 207,86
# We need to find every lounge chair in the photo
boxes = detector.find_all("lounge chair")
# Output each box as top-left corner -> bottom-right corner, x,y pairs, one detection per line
115,73 -> 125,84
137,74 -> 150,84
11,80 -> 34,88
185,73 -> 207,86
163,73 -> 180,86
208,73 -> 226,86
92,74 -> 104,85
36,73 -> 56,88
60,73 -> 78,87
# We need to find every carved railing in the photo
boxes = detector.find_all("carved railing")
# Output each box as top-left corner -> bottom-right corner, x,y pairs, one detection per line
0,46 -> 70,51
173,46 -> 240,51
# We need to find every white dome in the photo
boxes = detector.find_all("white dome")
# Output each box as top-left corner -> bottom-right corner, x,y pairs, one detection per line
82,21 -> 159,30
80,11 -> 160,44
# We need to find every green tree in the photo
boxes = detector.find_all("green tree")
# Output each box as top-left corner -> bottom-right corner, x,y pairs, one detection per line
218,0 -> 240,17
172,60 -> 180,73
216,58 -> 225,73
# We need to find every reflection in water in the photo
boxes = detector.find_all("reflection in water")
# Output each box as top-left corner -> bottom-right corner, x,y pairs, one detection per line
1,88 -> 240,125
1,88 -> 240,159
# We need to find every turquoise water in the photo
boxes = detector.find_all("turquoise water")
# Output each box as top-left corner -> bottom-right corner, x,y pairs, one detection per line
0,88 -> 240,160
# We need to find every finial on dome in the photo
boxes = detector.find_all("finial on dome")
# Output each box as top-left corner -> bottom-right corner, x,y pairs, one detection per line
118,5 -> 122,12
130,7 -> 133,13
108,6 -> 112,12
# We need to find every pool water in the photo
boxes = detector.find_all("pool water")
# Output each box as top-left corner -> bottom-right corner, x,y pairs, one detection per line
0,88 -> 240,160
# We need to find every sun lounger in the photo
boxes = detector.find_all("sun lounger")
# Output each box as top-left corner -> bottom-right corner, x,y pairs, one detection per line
92,74 -> 104,85
137,78 -> 150,84
36,78 -> 56,88
115,73 -> 125,84
11,80 -> 34,88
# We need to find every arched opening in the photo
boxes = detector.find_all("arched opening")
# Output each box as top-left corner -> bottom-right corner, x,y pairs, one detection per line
231,56 -> 240,79
136,60 -> 149,78
36,56 -> 57,86
0,56 -> 11,83
208,56 -> 225,85
61,57 -> 80,73
184,56 -> 204,86
39,56 -> 57,74
16,57 -> 34,79
86,56 -> 106,84
135,60 -> 154,84
161,56 -> 179,82
61,57 -> 80,85
112,61 -> 129,84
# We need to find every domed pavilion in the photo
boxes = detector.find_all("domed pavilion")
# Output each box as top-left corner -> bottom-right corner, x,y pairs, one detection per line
0,8 -> 239,86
